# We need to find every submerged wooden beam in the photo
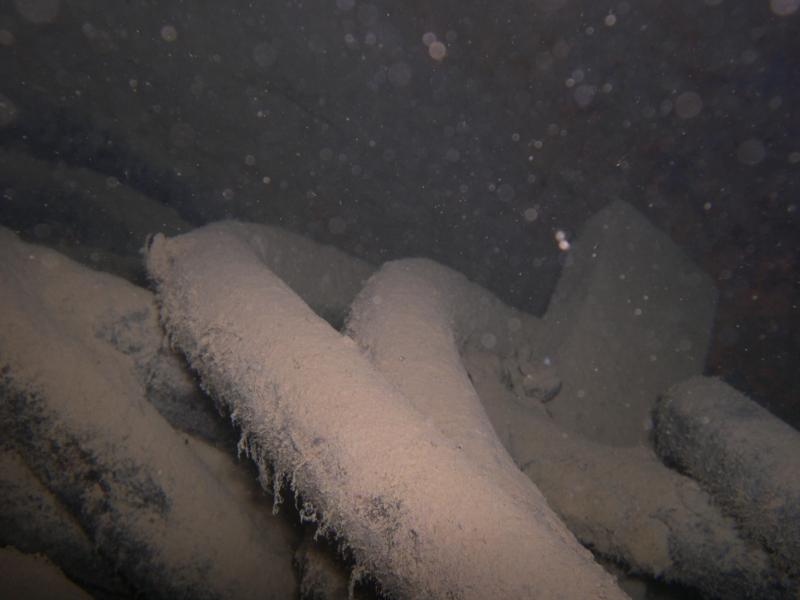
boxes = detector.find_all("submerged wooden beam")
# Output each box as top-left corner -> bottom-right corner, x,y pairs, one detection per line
146,221 -> 628,600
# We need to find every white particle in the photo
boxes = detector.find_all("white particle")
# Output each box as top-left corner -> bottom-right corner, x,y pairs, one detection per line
573,84 -> 596,108
523,207 -> 539,222
160,24 -> 178,42
555,229 -> 570,251
428,40 -> 447,61
422,31 -> 437,47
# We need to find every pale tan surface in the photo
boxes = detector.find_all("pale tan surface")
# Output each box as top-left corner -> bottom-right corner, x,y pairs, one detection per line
0,547 -> 92,600
464,343 -> 789,599
147,222 -> 628,599
0,227 -> 298,599
656,376 -> 800,585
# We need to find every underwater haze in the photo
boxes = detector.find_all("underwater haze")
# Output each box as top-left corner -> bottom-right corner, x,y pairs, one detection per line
1,1 -> 799,599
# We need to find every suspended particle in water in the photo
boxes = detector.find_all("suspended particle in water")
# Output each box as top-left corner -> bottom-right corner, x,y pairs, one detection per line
574,84 -> 596,108
523,207 -> 539,222
770,0 -> 800,15
497,183 -> 515,202
428,41 -> 447,61
737,139 -> 766,165
555,229 -> 570,251
160,24 -> 178,42
675,91 -> 703,119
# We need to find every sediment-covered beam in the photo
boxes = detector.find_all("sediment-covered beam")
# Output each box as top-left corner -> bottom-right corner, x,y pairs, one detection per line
654,376 -> 800,584
146,222 -> 627,600
0,228 -> 298,600
464,346 -> 796,599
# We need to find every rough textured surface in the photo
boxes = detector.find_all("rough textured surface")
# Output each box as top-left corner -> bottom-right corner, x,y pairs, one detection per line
654,376 -> 800,585
0,222 -> 228,444
346,258 -> 545,505
0,447 -> 133,599
212,220 -> 376,328
463,343 -> 794,600
146,221 -> 628,600
534,200 -> 718,446
293,534 -> 352,600
0,228 -> 298,600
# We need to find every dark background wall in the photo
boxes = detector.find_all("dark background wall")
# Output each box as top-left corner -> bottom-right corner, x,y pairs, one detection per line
1,0 -> 798,427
